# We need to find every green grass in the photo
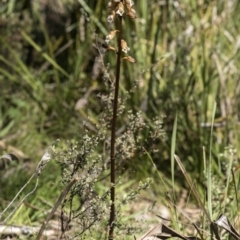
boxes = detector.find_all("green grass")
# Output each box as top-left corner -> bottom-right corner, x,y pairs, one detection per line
0,0 -> 240,239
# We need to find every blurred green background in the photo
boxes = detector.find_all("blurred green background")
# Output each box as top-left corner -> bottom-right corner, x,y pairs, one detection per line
0,0 -> 240,228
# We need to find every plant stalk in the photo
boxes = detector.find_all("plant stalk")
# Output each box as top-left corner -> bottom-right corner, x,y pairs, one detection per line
108,15 -> 123,240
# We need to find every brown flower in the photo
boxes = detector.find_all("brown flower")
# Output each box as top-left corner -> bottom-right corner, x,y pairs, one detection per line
105,30 -> 119,44
107,10 -> 116,23
121,56 -> 136,63
116,2 -> 124,16
121,39 -> 130,53
126,4 -> 137,18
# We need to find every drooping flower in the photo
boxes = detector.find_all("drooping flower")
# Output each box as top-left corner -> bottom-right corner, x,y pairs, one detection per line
121,56 -> 136,63
126,4 -> 137,18
107,10 -> 116,23
121,39 -> 130,53
107,46 -> 117,52
105,30 -> 119,44
116,2 -> 124,16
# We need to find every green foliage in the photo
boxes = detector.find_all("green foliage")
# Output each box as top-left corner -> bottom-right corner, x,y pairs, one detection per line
0,0 -> 240,239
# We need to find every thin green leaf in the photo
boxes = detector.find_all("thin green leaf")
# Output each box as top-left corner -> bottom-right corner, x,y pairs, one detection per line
20,31 -> 70,79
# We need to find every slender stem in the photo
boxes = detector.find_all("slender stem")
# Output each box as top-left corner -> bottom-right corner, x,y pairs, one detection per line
108,15 -> 123,240
36,178 -> 78,240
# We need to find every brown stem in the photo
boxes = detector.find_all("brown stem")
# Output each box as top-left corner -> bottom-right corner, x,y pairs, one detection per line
108,15 -> 123,240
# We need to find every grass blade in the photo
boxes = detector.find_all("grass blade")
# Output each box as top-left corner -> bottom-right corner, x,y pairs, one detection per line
20,31 -> 70,79
208,102 -> 217,220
